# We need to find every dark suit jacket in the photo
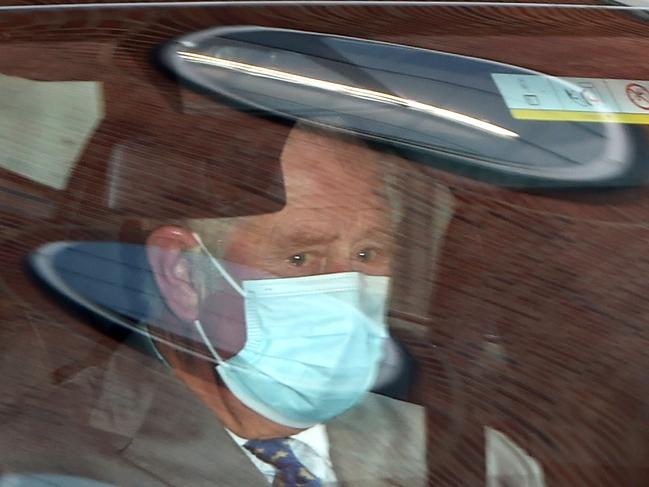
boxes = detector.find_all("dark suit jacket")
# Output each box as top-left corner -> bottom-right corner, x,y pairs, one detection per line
0,324 -> 427,487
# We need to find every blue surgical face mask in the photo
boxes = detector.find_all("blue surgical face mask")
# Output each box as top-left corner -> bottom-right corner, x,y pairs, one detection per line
192,233 -> 390,428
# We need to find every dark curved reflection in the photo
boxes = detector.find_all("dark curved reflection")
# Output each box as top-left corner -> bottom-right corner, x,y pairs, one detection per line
160,26 -> 648,188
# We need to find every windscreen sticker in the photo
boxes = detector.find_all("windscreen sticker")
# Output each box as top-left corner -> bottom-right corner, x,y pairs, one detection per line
492,74 -> 649,124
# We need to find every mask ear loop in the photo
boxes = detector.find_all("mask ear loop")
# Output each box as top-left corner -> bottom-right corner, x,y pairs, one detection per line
192,232 -> 246,297
191,232 -> 247,365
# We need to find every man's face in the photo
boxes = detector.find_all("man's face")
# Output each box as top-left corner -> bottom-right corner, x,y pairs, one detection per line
147,125 -> 397,438
216,127 -> 394,280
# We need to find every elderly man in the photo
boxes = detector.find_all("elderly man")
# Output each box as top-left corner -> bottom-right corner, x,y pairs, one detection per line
0,122 -> 426,487
141,123 -> 426,486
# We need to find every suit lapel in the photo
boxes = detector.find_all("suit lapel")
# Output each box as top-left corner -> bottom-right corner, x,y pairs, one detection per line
97,348 -> 425,487
101,347 -> 267,487
327,393 -> 427,487
328,406 -> 394,487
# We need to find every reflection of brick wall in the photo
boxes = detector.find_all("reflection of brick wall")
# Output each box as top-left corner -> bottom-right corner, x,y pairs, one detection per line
412,180 -> 649,486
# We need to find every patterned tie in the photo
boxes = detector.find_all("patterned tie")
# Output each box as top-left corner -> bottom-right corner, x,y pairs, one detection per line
244,438 -> 323,487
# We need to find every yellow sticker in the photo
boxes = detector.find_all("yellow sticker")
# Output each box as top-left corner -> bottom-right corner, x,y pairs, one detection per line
492,74 -> 649,124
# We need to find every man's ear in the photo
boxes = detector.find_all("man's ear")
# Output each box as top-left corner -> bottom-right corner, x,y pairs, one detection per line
146,225 -> 200,322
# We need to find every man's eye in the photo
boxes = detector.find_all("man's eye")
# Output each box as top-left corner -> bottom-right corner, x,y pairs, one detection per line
356,248 -> 375,262
287,252 -> 307,266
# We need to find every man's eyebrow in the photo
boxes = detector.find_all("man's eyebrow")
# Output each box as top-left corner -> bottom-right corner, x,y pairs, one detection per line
272,226 -> 339,247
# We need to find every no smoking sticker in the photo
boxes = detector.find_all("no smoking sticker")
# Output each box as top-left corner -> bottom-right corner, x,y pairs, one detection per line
626,83 -> 649,110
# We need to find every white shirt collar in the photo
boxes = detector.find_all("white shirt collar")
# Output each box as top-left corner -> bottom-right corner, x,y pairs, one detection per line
226,423 -> 330,459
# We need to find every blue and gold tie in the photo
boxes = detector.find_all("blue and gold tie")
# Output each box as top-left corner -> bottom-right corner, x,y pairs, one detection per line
244,438 -> 322,487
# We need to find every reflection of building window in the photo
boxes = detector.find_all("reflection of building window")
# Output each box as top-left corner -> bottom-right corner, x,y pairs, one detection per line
0,74 -> 103,189
391,171 -> 455,326
486,427 -> 547,487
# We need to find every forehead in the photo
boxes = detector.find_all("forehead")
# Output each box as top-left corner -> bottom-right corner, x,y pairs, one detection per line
279,126 -> 387,209
187,126 -> 392,237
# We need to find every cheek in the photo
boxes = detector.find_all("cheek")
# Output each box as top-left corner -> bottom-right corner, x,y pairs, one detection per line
379,258 -> 393,276
357,259 -> 392,276
198,290 -> 247,360
222,237 -> 258,274
222,226 -> 278,279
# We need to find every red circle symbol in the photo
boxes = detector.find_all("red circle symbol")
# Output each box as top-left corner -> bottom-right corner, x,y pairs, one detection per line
626,83 -> 649,110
